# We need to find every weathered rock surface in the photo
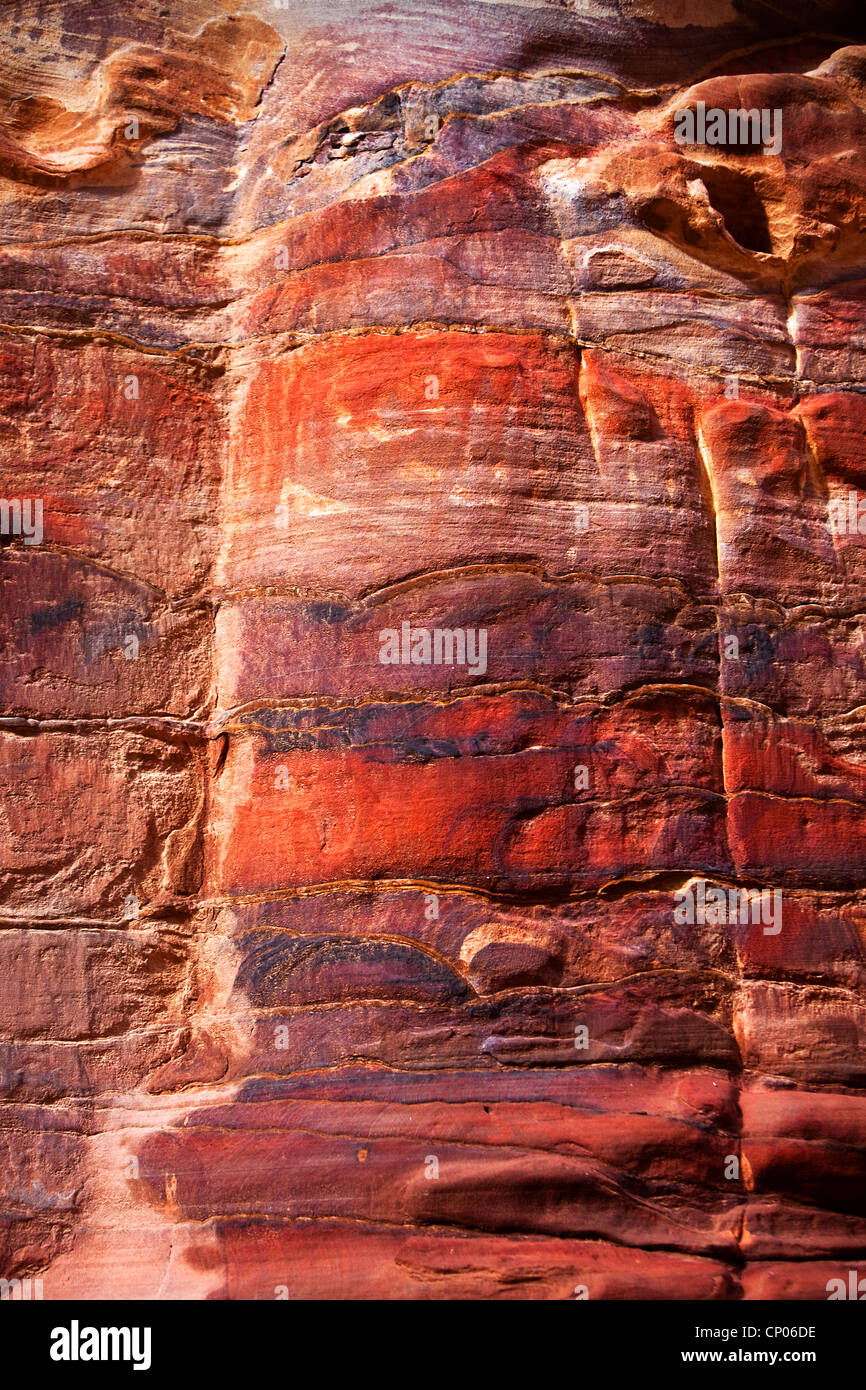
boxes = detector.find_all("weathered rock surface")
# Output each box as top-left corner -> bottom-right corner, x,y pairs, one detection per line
2,0 -> 866,1299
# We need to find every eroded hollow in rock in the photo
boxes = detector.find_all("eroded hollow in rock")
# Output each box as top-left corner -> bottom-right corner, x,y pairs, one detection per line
699,166 -> 774,254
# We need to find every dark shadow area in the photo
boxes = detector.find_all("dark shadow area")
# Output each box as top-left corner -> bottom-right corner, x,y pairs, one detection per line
700,167 -> 773,254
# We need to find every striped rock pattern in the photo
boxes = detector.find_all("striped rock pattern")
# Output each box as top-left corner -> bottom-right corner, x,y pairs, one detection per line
1,0 -> 865,1299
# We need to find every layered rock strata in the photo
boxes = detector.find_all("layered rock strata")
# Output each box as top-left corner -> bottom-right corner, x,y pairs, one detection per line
1,0 -> 866,1299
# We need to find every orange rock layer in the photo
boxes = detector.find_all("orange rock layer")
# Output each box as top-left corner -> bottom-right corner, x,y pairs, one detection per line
2,0 -> 866,1299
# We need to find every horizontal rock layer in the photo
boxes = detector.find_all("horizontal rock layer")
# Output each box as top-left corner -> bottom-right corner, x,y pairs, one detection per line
1,0 -> 865,1299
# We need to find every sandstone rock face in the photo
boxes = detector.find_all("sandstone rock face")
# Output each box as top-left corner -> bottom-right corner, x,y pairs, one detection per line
2,0 -> 866,1300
